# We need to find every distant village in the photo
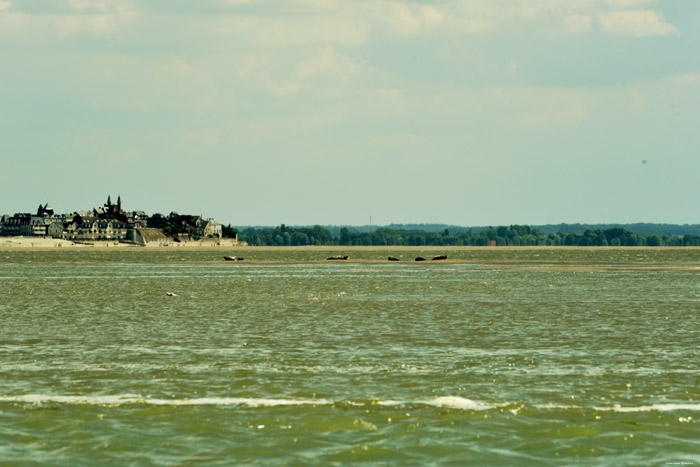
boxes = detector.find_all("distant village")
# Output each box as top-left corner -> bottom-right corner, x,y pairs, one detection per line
0,196 -> 239,246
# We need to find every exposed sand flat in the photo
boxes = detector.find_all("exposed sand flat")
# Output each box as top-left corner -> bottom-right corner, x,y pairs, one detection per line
1,237 -> 699,252
211,259 -> 700,271
3,236 -> 699,272
210,260 -> 700,271
0,237 -> 240,250
0,237 -> 94,249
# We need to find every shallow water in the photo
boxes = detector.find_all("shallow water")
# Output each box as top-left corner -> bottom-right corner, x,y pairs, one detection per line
1,248 -> 699,465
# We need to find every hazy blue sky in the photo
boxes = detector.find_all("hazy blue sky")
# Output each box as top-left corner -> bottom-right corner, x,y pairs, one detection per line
1,0 -> 698,226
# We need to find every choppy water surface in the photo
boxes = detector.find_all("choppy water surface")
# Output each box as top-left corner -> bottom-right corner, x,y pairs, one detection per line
1,248 -> 699,465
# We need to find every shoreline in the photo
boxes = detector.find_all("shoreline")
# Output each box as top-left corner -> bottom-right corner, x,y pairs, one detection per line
0,237 -> 697,251
0,237 -> 240,250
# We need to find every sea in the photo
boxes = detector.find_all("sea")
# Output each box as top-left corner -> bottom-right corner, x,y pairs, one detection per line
1,247 -> 699,466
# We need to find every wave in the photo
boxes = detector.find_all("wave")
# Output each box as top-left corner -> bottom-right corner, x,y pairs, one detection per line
535,402 -> 700,413
596,403 -> 700,413
3,395 -> 698,413
0,395 -> 333,407
0,394 -> 494,410
378,396 -> 495,411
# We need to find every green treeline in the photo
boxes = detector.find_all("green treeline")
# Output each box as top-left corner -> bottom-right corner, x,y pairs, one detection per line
238,225 -> 700,247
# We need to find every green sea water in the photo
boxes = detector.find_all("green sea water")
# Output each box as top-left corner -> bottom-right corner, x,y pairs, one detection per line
1,248 -> 699,466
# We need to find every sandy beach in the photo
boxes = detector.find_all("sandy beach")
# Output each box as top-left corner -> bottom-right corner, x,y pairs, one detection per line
0,236 -> 692,253
0,236 -> 241,250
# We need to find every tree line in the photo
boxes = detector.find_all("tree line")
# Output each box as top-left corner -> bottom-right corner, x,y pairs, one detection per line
237,225 -> 700,247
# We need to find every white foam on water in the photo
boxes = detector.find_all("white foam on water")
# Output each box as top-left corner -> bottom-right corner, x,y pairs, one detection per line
597,403 -> 700,413
147,397 -> 333,407
0,394 -> 144,405
534,403 -> 580,410
1,394 -> 497,410
0,394 -> 332,407
423,396 -> 495,410
535,402 -> 700,413
377,396 -> 495,411
375,400 -> 403,407
7,396 -> 694,413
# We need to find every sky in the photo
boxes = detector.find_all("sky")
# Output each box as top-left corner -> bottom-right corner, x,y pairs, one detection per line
1,0 -> 698,227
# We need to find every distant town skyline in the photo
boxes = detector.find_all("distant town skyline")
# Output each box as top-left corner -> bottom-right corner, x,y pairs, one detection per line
1,1 -> 698,226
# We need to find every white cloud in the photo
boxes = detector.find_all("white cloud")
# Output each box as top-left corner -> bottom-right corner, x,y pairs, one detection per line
62,0 -> 137,36
598,9 -> 679,37
0,0 -> 688,116
669,73 -> 700,86
519,106 -> 589,129
370,3 -> 444,36
235,46 -> 364,96
68,0 -> 128,12
446,1 -> 679,38
0,0 -> 137,37
216,15 -> 368,48
368,133 -> 427,149
564,14 -> 593,33
55,13 -> 130,36
605,0 -> 653,8
217,0 -> 260,5
170,58 -> 209,81
182,129 -> 221,147
363,88 -> 402,100
1,0 -> 681,46
236,54 -> 301,96
295,47 -> 360,81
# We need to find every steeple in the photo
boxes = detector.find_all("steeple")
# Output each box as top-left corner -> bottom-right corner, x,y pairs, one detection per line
107,195 -> 112,207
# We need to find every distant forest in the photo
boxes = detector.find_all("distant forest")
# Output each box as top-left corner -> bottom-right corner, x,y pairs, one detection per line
236,224 -> 700,247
